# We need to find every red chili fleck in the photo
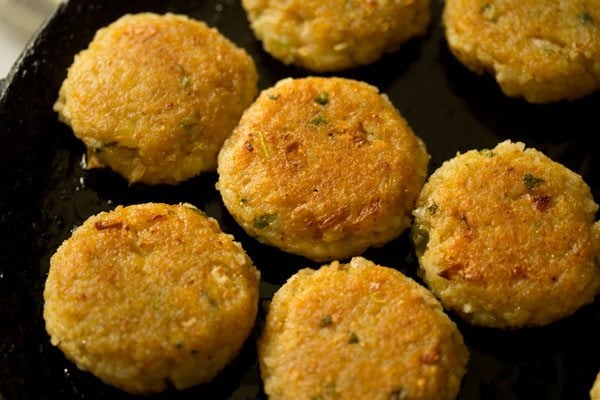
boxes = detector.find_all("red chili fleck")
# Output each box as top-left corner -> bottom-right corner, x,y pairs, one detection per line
94,220 -> 123,230
510,265 -> 527,279
356,198 -> 382,222
438,263 -> 463,280
532,196 -> 551,211
421,350 -> 441,364
439,262 -> 480,280
285,141 -> 299,153
318,212 -> 344,230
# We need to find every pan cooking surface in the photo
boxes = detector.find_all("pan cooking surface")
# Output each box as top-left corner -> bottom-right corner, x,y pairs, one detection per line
0,0 -> 599,399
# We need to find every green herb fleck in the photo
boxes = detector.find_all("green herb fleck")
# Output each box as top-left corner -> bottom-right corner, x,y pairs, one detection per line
182,203 -> 205,215
153,288 -> 164,309
314,92 -> 329,106
542,47 -> 556,56
389,388 -> 408,400
410,223 -> 430,254
480,3 -> 498,21
240,198 -> 248,205
180,110 -> 201,130
268,93 -> 280,100
310,115 -> 327,126
253,213 -> 277,229
258,132 -> 271,159
175,342 -> 184,350
181,75 -> 193,91
479,149 -> 496,157
200,290 -> 218,308
179,119 -> 197,130
348,332 -> 360,344
177,63 -> 194,95
323,383 -> 337,396
428,202 -> 438,215
523,173 -> 545,190
274,38 -> 289,49
90,140 -> 117,154
580,12 -> 594,24
320,315 -> 333,327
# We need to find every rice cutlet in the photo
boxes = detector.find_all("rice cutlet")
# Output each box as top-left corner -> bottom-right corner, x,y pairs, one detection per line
413,140 -> 600,328
54,13 -> 258,184
242,0 -> 431,71
217,76 -> 429,262
443,0 -> 600,103
259,257 -> 469,400
43,203 -> 260,393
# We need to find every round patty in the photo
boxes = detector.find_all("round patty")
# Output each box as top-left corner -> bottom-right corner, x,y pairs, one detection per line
258,257 -> 468,400
217,77 -> 429,262
43,203 -> 260,393
54,13 -> 258,184
413,140 -> 600,328
242,0 -> 430,72
443,0 -> 600,103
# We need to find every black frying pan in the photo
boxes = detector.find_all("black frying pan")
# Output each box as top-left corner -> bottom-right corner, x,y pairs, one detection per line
1,1 -> 599,399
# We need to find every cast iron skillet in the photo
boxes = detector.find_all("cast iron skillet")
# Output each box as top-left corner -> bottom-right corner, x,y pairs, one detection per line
1,1 -> 599,399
